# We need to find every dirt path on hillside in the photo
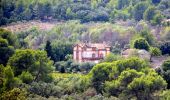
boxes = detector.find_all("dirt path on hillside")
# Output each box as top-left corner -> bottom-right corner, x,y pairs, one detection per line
151,56 -> 169,69
0,20 -> 63,32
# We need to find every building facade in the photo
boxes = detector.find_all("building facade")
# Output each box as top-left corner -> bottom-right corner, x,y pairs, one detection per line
73,43 -> 111,63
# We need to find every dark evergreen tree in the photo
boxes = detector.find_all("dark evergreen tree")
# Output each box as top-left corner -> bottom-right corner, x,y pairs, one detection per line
152,0 -> 161,4
0,38 -> 15,66
133,38 -> 150,51
60,66 -> 65,73
45,40 -> 52,59
133,2 -> 148,21
160,41 -> 170,55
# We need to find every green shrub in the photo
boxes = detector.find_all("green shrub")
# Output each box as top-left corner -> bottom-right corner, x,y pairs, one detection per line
133,38 -> 150,51
29,82 -> 63,98
115,57 -> 148,72
160,41 -> 170,55
103,53 -> 122,62
0,38 -> 8,47
150,47 -> 161,56
160,90 -> 170,100
0,65 -> 5,94
19,71 -> 33,84
89,63 -> 116,93
8,49 -> 54,82
150,47 -> 161,61
162,59 -> 170,71
0,88 -> 27,100
55,60 -> 95,73
160,59 -> 170,89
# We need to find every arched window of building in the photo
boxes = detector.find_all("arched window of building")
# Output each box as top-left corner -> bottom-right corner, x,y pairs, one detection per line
92,53 -> 96,58
100,53 -> 103,58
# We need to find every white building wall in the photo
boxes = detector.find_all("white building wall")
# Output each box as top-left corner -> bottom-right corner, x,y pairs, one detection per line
73,51 -> 76,60
82,51 -> 98,58
73,45 -> 111,63
98,50 -> 106,57
78,47 -> 82,62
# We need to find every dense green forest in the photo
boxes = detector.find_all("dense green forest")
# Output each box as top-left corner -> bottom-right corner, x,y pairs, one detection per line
0,0 -> 170,100
0,0 -> 170,25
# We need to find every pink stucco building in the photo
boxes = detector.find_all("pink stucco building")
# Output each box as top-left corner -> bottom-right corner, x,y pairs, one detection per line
73,43 -> 111,63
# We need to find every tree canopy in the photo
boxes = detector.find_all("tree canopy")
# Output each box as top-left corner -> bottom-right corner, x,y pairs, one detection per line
8,49 -> 54,82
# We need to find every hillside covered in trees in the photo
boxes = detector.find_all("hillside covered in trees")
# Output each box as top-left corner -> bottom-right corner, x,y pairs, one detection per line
0,0 -> 170,100
1,0 -> 170,25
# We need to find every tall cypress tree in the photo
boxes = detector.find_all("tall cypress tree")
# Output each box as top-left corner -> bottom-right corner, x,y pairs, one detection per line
45,40 -> 52,59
